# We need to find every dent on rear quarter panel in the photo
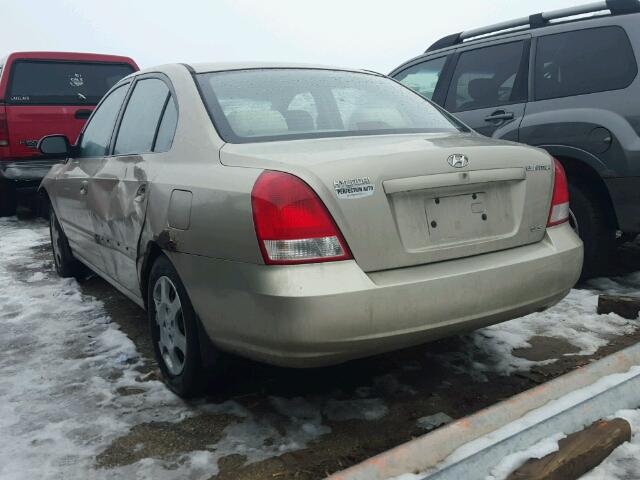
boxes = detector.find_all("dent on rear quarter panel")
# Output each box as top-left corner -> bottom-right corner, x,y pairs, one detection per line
133,64 -> 265,299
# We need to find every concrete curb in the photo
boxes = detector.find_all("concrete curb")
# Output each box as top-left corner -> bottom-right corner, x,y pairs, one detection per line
327,342 -> 640,480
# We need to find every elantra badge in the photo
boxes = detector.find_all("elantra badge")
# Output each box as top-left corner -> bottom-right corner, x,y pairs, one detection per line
447,154 -> 469,168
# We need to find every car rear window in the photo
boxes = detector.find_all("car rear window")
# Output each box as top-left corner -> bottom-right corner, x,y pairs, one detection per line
7,60 -> 134,105
196,69 -> 463,143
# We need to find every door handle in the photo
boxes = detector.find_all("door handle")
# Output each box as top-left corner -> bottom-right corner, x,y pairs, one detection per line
484,110 -> 515,122
79,181 -> 88,196
74,109 -> 92,120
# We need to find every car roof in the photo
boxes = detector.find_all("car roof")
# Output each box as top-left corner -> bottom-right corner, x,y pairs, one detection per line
186,62 -> 374,75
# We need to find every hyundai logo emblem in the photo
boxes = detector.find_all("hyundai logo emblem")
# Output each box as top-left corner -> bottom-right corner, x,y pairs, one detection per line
447,154 -> 469,168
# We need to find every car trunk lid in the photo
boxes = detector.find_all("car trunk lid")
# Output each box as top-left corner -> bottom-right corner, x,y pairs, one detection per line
221,133 -> 554,272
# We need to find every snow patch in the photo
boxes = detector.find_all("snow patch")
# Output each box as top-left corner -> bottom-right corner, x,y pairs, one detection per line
416,412 -> 453,431
486,433 -> 565,480
324,398 -> 388,421
0,220 -> 337,479
428,278 -> 640,380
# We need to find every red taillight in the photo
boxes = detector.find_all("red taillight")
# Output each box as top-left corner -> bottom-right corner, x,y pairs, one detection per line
0,105 -> 8,150
251,171 -> 352,265
547,159 -> 570,227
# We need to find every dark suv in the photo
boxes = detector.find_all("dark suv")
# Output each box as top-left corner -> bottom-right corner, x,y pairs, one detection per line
390,0 -> 640,278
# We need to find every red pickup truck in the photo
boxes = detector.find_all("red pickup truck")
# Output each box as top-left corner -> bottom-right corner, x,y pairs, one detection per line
0,51 -> 138,216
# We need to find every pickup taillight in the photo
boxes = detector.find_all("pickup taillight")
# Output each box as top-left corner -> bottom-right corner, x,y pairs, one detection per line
0,105 -> 9,159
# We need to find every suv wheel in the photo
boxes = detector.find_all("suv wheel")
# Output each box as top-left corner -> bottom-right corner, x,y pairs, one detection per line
568,181 -> 615,280
50,209 -> 86,278
0,180 -> 17,217
148,255 -> 222,398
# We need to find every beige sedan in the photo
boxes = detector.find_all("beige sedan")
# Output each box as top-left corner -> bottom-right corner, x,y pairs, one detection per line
39,63 -> 583,397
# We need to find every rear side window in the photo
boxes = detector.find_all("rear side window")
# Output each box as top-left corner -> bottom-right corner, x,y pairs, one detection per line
153,96 -> 178,152
534,26 -> 637,101
7,60 -> 134,105
78,85 -> 128,158
395,56 -> 447,100
445,41 -> 527,112
114,78 -> 170,155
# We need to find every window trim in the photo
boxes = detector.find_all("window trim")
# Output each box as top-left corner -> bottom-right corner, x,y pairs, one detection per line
75,81 -> 131,159
110,72 -> 179,157
151,94 -> 178,153
5,59 -> 135,106
443,38 -> 531,113
532,25 -> 638,102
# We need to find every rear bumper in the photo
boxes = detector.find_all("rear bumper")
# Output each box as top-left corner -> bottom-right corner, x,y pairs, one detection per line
170,223 -> 583,367
605,176 -> 640,233
0,159 -> 63,184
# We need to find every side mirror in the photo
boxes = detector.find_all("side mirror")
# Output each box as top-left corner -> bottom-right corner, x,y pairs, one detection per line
38,135 -> 72,157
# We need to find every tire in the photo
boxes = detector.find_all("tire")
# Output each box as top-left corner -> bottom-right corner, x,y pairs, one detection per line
147,255 -> 221,398
36,191 -> 51,220
50,208 -> 86,278
568,181 -> 615,280
0,180 -> 17,217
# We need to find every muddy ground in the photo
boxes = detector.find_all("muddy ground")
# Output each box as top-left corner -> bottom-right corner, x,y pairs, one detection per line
82,240 -> 640,479
5,211 -> 640,480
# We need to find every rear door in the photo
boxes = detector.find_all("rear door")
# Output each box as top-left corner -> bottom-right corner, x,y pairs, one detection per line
3,60 -> 134,159
90,75 -> 177,295
442,38 -> 530,141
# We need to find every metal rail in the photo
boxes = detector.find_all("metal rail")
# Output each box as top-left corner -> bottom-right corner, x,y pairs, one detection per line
423,366 -> 640,480
328,341 -> 640,480
427,0 -> 640,51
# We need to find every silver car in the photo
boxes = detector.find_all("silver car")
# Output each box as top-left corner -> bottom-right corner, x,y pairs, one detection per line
39,63 -> 583,397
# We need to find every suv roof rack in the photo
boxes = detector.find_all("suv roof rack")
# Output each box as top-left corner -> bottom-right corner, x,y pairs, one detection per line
426,0 -> 640,52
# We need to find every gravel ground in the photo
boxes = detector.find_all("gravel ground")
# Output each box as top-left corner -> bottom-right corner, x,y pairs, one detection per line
1,215 -> 639,480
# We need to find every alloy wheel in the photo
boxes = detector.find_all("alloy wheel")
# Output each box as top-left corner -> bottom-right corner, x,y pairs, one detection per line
153,276 -> 187,376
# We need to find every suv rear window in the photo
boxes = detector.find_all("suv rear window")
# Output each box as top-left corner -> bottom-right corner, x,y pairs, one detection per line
535,26 -> 637,101
7,60 -> 134,105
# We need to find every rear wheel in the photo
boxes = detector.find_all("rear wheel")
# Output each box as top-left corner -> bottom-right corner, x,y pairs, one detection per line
148,255 -> 222,398
50,208 -> 85,278
0,180 -> 17,217
568,181 -> 615,280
